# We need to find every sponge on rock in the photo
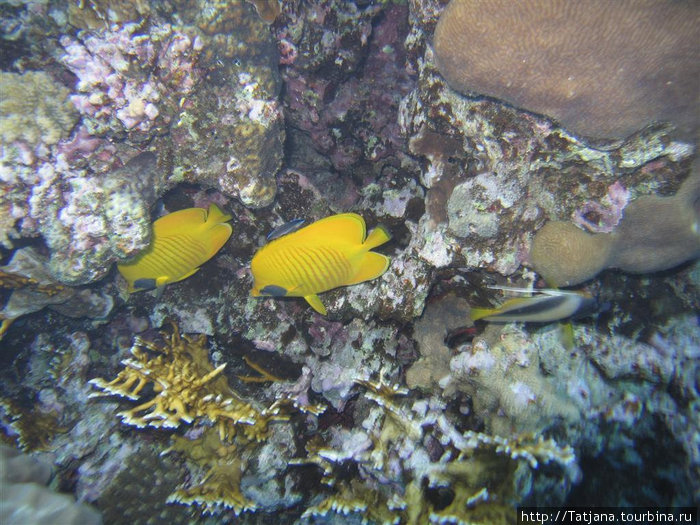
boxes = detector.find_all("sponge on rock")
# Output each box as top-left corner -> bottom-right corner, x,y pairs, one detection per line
433,0 -> 700,141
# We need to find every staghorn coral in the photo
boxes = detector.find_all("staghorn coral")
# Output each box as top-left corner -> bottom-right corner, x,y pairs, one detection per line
89,322 -> 325,515
530,169 -> 700,286
293,370 -> 575,525
0,71 -> 78,147
433,0 -> 700,142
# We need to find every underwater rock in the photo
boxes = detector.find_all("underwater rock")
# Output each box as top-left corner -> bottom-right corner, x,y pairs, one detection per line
2,0 -> 284,285
0,445 -> 102,525
398,1 -> 698,284
0,247 -> 113,337
433,0 -> 700,142
0,71 -> 78,148
279,1 -> 413,181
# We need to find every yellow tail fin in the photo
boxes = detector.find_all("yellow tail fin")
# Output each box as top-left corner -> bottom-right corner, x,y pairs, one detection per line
363,225 -> 391,250
348,252 -> 390,285
469,306 -> 497,321
206,203 -> 232,224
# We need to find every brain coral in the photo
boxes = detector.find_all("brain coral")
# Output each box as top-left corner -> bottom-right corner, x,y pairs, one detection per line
0,71 -> 78,146
530,169 -> 700,286
529,221 -> 613,287
433,0 -> 700,141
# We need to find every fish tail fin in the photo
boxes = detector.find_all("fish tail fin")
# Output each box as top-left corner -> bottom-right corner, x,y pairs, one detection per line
348,252 -> 390,285
206,204 -> 232,224
363,225 -> 391,250
469,306 -> 496,321
304,294 -> 327,315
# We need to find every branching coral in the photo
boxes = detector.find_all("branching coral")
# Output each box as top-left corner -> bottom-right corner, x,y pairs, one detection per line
89,322 -> 325,515
293,369 -> 575,525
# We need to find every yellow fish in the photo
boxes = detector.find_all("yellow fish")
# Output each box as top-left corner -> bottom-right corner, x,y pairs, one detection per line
251,213 -> 391,314
118,204 -> 232,292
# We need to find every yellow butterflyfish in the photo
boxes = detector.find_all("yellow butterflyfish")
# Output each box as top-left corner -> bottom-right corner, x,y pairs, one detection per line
118,204 -> 232,293
250,213 -> 391,315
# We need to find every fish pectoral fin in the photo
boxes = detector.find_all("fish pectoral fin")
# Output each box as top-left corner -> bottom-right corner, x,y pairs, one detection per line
559,322 -> 575,349
205,223 -> 233,256
363,225 -> 391,250
348,252 -> 390,285
304,294 -> 327,315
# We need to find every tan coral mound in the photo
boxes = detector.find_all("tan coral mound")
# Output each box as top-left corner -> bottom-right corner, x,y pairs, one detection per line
433,0 -> 700,141
530,171 -> 700,286
529,222 -> 613,287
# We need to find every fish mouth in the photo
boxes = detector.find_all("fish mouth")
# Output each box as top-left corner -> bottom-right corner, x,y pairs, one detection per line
251,288 -> 261,297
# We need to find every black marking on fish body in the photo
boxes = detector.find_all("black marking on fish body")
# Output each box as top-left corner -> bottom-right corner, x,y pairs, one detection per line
133,278 -> 157,291
489,294 -> 570,321
267,219 -> 305,241
570,295 -> 598,320
260,284 -> 288,297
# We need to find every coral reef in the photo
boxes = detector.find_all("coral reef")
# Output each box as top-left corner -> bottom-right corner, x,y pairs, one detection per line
0,1 -> 698,522
1,0 -> 284,284
89,322 -> 325,515
530,170 -> 700,286
433,0 -> 699,141
0,71 -> 78,147
397,0 -> 697,289
0,247 -> 113,340
295,371 -> 575,524
59,23 -> 203,136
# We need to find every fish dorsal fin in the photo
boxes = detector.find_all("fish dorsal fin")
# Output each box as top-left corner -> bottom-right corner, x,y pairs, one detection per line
304,294 -> 327,315
347,252 -> 390,285
152,207 -> 208,235
267,218 -> 305,240
283,213 -> 366,245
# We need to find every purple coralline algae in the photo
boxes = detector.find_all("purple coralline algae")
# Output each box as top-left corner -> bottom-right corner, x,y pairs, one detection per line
59,23 -> 203,136
1,0 -> 284,284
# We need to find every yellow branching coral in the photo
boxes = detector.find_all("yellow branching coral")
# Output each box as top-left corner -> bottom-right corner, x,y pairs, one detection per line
90,322 -> 326,515
292,371 -> 576,525
89,324 -> 260,435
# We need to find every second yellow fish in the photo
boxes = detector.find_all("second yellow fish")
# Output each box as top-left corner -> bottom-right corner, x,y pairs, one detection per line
251,213 -> 391,314
118,204 -> 233,292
